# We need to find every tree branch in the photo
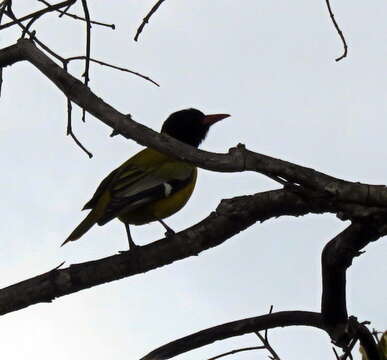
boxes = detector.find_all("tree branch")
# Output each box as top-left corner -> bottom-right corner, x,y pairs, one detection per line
140,311 -> 325,360
134,0 -> 166,42
0,188 -> 336,316
1,39 -> 387,209
321,223 -> 386,345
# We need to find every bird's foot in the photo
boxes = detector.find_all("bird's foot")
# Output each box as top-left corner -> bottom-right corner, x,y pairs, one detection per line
119,238 -> 139,254
157,218 -> 175,238
119,244 -> 139,255
164,228 -> 176,238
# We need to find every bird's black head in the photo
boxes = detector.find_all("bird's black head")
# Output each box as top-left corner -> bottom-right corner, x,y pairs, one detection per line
161,108 -> 230,147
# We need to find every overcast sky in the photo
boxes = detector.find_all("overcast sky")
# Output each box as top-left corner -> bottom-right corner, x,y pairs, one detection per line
0,1 -> 386,359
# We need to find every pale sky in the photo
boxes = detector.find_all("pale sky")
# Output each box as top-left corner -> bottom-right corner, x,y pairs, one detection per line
0,1 -> 386,359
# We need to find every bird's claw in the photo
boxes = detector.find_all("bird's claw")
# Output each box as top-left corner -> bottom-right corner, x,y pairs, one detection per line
165,229 -> 176,238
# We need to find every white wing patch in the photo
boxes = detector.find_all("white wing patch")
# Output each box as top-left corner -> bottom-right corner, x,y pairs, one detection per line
163,183 -> 173,197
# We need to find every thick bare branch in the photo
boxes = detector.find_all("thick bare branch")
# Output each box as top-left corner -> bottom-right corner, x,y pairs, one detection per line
1,40 -> 387,209
140,311 -> 325,360
0,188 -> 335,316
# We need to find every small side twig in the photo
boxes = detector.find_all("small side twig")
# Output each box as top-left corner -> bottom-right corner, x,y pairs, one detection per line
264,305 -> 274,341
63,62 -> 92,158
38,0 -> 115,29
5,8 -> 65,62
0,0 -> 75,30
324,0 -> 348,61
22,0 -> 76,38
0,0 -> 11,25
134,0 -> 166,41
58,1 -> 74,17
255,332 -> 282,360
0,67 -> 3,97
80,0 -> 91,122
255,308 -> 282,360
333,346 -> 341,360
340,337 -> 359,360
207,346 -> 266,360
80,0 -> 91,86
66,97 -> 92,158
66,56 -> 160,86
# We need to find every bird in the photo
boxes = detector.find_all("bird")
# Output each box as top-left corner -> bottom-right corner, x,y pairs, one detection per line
63,108 -> 230,250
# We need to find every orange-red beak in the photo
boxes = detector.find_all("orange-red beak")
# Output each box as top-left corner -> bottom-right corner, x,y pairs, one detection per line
202,113 -> 231,125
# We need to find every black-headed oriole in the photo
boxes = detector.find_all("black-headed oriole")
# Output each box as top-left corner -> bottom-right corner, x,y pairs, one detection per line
63,108 -> 230,249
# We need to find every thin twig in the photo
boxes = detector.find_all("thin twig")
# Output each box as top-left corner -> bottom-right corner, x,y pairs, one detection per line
256,331 -> 282,360
66,56 -> 160,86
22,0 -> 76,38
332,347 -> 341,360
264,305 -> 274,341
80,0 -> 91,122
134,0 -> 166,41
0,0 -> 75,30
38,0 -> 115,29
80,0 -> 91,86
58,1 -> 74,17
208,346 -> 266,360
0,67 -> 3,97
22,0 -> 76,36
0,0 -> 10,25
63,60 -> 92,158
325,0 -> 348,61
66,94 -> 72,136
340,338 -> 359,360
66,96 -> 93,158
4,9 -> 65,62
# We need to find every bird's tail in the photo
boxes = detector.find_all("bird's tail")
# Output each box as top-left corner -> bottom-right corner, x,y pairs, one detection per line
62,210 -> 99,246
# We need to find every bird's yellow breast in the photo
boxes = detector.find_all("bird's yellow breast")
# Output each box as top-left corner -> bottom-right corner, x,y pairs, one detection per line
118,168 -> 197,225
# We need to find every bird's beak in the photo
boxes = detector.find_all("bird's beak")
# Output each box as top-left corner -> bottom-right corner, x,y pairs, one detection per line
202,113 -> 231,125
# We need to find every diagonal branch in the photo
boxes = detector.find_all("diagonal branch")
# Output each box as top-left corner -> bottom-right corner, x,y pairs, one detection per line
1,40 -> 387,208
0,188 -> 335,316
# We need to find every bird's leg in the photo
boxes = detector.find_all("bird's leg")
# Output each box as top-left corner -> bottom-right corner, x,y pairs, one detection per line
157,218 -> 175,237
125,223 -> 138,250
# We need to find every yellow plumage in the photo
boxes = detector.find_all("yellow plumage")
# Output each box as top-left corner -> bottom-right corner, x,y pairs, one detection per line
64,148 -> 197,245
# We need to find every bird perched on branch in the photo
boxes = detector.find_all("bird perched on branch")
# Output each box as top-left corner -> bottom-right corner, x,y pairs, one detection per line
63,108 -> 230,250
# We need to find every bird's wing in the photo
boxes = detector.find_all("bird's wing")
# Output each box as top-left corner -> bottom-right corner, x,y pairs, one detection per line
83,148 -> 195,225
82,167 -> 146,210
